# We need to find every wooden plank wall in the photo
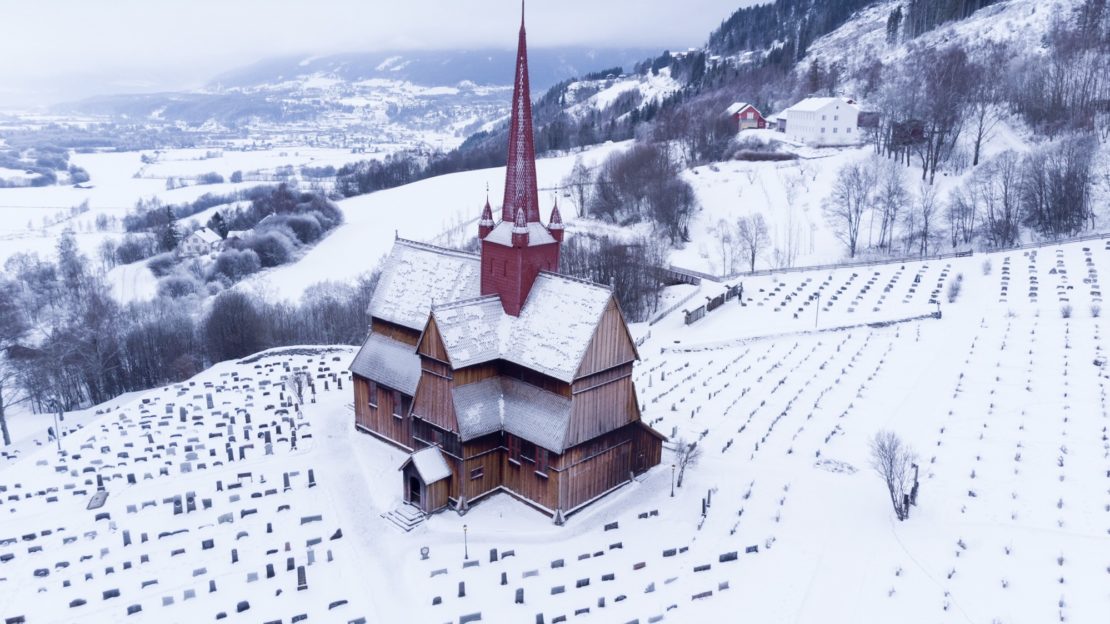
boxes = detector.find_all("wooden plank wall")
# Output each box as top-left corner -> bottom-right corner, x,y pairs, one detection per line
353,374 -> 412,449
500,433 -> 558,510
576,299 -> 638,379
564,365 -> 637,448
412,360 -> 458,434
458,434 -> 503,503
371,318 -> 421,346
416,317 -> 450,361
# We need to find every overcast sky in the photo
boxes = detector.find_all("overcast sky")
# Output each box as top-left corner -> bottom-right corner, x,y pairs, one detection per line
0,0 -> 758,106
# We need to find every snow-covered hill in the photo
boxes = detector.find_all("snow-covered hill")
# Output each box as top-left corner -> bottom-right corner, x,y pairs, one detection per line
4,235 -> 1109,623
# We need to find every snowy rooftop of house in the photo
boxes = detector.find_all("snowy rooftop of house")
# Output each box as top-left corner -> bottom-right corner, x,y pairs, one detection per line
783,96 -> 858,113
226,229 -> 252,239
402,445 -> 452,484
431,272 -> 614,383
368,239 -> 481,330
189,227 -> 222,244
348,332 -> 421,395
483,220 -> 557,247
726,102 -> 756,116
452,376 -> 573,452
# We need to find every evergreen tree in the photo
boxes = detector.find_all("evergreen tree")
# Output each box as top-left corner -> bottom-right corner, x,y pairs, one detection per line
207,212 -> 229,238
159,207 -> 180,253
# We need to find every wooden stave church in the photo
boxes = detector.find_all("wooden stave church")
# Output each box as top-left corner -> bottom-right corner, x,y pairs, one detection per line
349,8 -> 663,522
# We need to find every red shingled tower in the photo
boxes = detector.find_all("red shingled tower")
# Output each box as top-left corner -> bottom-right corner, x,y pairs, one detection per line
478,1 -> 561,317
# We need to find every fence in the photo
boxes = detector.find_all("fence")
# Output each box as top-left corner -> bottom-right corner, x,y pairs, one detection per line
671,231 -> 1110,284
648,286 -> 703,326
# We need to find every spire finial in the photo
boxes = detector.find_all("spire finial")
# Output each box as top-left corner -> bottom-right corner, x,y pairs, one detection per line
521,0 -> 525,27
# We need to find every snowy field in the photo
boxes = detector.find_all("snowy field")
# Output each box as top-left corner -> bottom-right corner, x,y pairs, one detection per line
0,147 -> 372,267
3,236 -> 1108,623
241,142 -> 627,302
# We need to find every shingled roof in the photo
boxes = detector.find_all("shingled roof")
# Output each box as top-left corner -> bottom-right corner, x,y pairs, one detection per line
430,272 -> 612,383
451,376 -> 573,452
368,239 -> 481,330
348,333 -> 421,395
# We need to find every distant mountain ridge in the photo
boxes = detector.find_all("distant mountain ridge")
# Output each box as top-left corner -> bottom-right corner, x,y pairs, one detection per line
208,48 -> 661,93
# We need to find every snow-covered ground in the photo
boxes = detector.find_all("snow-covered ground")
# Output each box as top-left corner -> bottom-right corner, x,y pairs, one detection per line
3,236 -> 1109,623
241,142 -> 627,302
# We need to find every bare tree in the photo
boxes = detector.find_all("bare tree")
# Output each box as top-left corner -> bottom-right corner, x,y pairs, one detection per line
904,181 -> 943,256
0,279 -> 30,446
872,156 -> 907,252
825,161 -> 875,258
736,213 -> 770,272
561,156 -> 593,218
284,370 -> 311,405
869,430 -> 918,521
711,219 -> 738,275
673,436 -> 702,488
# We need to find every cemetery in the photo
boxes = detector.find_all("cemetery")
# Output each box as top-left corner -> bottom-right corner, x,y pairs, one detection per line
0,238 -> 1107,623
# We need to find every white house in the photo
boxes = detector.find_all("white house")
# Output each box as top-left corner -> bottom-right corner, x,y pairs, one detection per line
782,97 -> 860,146
179,227 -> 222,257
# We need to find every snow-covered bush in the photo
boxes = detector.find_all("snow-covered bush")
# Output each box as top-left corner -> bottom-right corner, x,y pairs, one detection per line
245,228 -> 297,267
1090,304 -> 1100,318
211,248 -> 262,283
1061,304 -> 1073,319
146,252 -> 177,277
947,273 -> 964,303
157,273 -> 202,298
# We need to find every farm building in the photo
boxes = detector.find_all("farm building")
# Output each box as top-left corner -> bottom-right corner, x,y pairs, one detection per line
178,227 -> 222,257
782,96 -> 860,146
726,102 -> 766,131
349,9 -> 663,523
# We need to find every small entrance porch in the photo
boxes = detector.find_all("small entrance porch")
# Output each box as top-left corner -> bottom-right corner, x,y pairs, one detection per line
398,445 -> 453,514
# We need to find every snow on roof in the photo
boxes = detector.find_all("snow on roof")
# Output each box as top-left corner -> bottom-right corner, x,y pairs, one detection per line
783,97 -> 859,114
726,102 -> 757,116
432,296 -> 504,369
189,227 -> 222,244
502,273 -> 612,382
403,445 -> 453,484
452,376 -> 572,452
483,221 -> 556,247
432,272 -> 613,383
226,229 -> 252,239
368,239 -> 481,330
348,332 -> 421,395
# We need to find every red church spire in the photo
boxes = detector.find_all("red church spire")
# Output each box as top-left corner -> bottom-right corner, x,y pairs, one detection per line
478,192 -> 494,239
548,197 -> 564,242
501,0 -> 540,224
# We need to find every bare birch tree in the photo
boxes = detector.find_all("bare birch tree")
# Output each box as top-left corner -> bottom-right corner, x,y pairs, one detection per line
869,430 -> 917,521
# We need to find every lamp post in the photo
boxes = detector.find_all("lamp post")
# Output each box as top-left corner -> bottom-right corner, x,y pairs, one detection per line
463,524 -> 469,560
814,292 -> 821,329
670,464 -> 676,497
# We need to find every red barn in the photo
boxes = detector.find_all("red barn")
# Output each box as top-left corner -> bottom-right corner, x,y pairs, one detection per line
726,102 -> 766,131
349,7 -> 664,524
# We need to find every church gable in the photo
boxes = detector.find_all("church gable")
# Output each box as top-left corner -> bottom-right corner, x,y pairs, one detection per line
417,315 -> 451,364
575,297 -> 639,379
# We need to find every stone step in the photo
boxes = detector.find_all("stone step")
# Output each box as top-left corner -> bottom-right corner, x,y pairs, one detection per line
381,504 -> 426,532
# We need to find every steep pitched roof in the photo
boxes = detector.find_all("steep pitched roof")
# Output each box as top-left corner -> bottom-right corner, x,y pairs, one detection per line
189,227 -> 222,245
401,446 -> 452,484
429,272 -> 613,383
348,332 -> 421,395
368,239 -> 481,330
784,97 -> 858,114
452,376 -> 573,452
726,102 -> 759,116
